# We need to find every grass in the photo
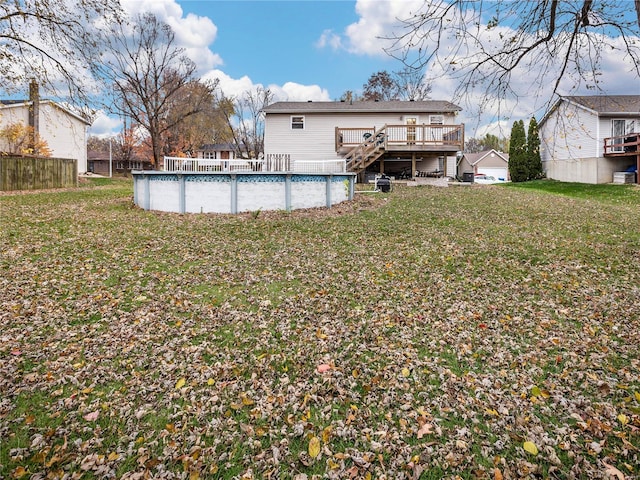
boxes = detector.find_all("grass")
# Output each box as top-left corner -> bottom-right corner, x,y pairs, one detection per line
1,179 -> 639,479
504,178 -> 640,204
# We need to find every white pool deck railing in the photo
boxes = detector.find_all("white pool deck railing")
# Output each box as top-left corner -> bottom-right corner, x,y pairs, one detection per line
163,156 -> 346,174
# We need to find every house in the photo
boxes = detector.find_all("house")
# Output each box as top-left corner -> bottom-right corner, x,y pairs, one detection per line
458,149 -> 510,181
539,95 -> 640,184
87,148 -> 152,176
0,84 -> 91,173
262,100 -> 464,180
196,143 -> 237,160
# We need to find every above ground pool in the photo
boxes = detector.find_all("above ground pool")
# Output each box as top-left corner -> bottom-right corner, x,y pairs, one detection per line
132,171 -> 357,214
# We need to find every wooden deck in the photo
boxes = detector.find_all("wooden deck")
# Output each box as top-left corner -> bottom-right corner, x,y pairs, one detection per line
603,133 -> 639,156
604,133 -> 639,184
336,124 -> 464,175
336,124 -> 464,154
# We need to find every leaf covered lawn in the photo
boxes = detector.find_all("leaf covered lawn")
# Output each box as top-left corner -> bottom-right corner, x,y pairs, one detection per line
1,181 -> 639,479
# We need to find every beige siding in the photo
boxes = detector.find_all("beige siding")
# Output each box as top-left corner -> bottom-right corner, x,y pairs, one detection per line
540,101 -> 599,162
39,104 -> 88,172
0,102 -> 88,172
264,111 -> 459,161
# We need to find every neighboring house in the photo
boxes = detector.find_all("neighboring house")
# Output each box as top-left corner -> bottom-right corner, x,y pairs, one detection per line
87,149 -> 152,176
263,100 -> 464,179
196,143 -> 237,160
0,86 -> 91,173
458,149 -> 510,181
539,95 -> 640,184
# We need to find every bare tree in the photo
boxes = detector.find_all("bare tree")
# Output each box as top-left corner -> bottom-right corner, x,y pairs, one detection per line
386,1 -> 640,110
97,13 -> 215,167
0,0 -> 122,102
217,86 -> 274,159
362,68 -> 431,102
394,66 -> 431,101
161,77 -> 223,157
362,70 -> 400,101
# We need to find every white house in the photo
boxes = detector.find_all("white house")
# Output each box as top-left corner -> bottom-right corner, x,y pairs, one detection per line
458,149 -> 510,181
0,85 -> 91,173
196,143 -> 237,160
539,95 -> 640,184
263,100 -> 464,180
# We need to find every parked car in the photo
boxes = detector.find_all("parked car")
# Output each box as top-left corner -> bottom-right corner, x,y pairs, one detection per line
474,173 -> 505,184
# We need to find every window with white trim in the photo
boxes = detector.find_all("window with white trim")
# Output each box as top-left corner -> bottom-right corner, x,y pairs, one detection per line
429,115 -> 444,125
291,116 -> 305,130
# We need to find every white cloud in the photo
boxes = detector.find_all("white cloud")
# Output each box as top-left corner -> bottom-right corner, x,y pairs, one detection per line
344,0 -> 425,56
202,69 -> 330,102
120,0 -> 223,72
272,82 -> 331,102
88,111 -> 123,137
202,69 -> 257,99
315,29 -> 342,50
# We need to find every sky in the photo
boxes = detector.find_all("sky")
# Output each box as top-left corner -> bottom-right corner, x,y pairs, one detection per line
89,0 -> 640,139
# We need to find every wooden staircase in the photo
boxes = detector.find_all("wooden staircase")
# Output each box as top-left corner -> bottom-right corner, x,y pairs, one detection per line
344,126 -> 387,173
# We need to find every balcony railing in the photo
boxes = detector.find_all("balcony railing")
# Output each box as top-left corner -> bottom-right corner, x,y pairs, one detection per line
604,133 -> 640,156
336,124 -> 464,151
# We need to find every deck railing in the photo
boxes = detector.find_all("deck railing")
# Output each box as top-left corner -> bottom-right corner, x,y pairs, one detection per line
163,156 -> 346,174
604,133 -> 639,155
292,160 -> 346,173
336,124 -> 464,150
164,157 -> 262,172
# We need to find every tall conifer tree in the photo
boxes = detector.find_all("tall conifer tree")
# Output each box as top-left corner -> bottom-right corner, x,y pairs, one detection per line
527,117 -> 543,179
509,120 -> 528,182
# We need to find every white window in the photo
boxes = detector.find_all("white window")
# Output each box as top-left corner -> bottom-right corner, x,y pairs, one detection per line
429,115 -> 444,125
291,116 -> 305,130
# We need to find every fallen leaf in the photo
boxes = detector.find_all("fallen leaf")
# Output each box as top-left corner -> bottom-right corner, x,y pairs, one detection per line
308,436 -> 321,458
416,422 -> 433,439
401,367 -> 410,378
602,460 -> 625,480
523,441 -> 538,455
617,413 -> 629,426
11,466 -> 28,479
175,377 -> 186,389
316,364 -> 331,373
83,411 -> 99,422
494,468 -> 503,480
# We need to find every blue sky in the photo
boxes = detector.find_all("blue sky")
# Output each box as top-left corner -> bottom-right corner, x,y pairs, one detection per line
181,0 -> 378,97
89,0 -> 640,139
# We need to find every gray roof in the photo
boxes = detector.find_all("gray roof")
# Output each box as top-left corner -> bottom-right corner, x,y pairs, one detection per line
199,143 -> 236,151
463,149 -> 509,165
263,100 -> 462,114
565,95 -> 640,114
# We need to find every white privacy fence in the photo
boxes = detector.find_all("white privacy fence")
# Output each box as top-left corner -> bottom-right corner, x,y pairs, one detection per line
164,156 -> 346,174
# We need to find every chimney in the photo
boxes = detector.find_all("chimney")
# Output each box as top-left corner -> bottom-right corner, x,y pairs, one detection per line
28,80 -> 40,141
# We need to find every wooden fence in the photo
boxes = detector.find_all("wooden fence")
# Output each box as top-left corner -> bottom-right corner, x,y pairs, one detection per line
0,156 -> 77,191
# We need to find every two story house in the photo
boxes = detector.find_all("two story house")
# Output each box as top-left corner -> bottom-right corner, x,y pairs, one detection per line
0,83 -> 91,173
263,100 -> 464,181
539,95 -> 640,184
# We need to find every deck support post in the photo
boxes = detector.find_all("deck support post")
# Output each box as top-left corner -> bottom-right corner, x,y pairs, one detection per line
411,153 -> 416,178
